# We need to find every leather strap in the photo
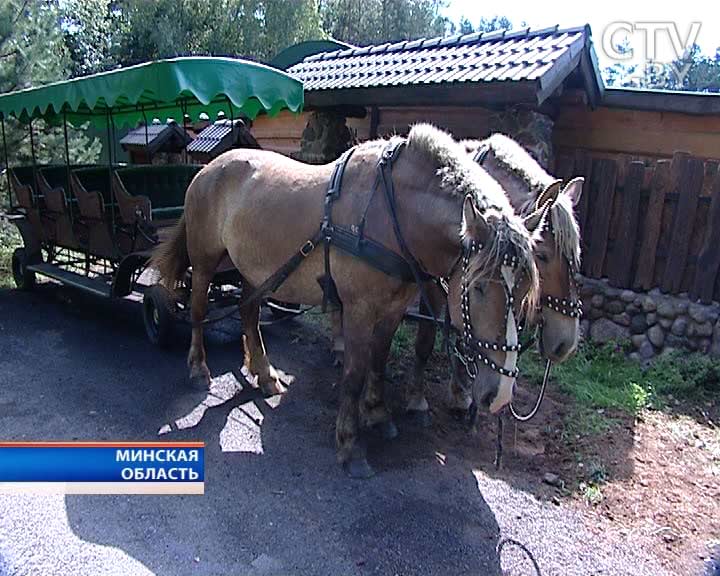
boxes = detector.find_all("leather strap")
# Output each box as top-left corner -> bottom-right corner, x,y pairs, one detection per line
240,228 -> 324,310
240,139 -> 436,314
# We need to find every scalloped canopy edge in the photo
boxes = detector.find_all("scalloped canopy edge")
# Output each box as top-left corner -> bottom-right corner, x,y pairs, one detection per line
0,57 -> 304,127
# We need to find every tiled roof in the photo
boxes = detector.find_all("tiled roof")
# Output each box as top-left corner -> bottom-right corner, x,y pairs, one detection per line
187,120 -> 260,155
119,123 -> 172,147
119,121 -> 191,153
288,25 -> 589,92
186,121 -> 234,153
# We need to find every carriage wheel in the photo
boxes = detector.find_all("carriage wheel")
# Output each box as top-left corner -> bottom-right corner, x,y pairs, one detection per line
11,248 -> 36,291
143,284 -> 175,347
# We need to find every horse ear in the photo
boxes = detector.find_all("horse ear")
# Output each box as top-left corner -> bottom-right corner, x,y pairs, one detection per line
535,179 -> 562,211
523,206 -> 548,233
562,176 -> 585,207
462,195 -> 489,245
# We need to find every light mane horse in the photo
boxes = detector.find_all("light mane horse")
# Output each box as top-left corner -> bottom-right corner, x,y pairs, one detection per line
150,124 -> 540,477
405,133 -> 584,419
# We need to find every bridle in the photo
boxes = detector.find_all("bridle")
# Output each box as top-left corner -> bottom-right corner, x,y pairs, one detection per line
468,140 -> 583,439
452,240 -> 522,380
542,261 -> 582,319
474,141 -> 582,323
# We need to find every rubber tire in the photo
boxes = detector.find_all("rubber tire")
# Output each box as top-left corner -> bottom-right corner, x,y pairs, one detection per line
11,248 -> 36,291
266,299 -> 303,320
143,284 -> 175,347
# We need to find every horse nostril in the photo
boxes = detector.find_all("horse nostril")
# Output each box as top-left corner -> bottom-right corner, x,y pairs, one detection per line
553,342 -> 567,358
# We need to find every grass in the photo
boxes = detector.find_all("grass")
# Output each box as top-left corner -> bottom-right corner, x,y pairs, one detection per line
0,218 -> 21,289
520,341 -> 720,419
391,321 -> 415,356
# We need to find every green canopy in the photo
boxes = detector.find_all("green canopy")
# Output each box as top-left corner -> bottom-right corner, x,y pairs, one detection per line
0,57 -> 304,127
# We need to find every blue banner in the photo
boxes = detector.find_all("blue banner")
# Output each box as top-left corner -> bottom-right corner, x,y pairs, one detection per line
0,443 -> 204,483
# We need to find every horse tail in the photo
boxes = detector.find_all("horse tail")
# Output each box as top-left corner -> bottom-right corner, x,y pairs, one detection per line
149,213 -> 189,289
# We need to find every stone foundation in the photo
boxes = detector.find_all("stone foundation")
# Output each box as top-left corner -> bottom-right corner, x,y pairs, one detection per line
293,111 -> 355,164
491,107 -> 554,169
579,276 -> 720,361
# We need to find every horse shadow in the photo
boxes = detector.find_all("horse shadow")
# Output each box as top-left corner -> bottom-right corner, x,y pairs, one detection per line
52,303 -> 509,576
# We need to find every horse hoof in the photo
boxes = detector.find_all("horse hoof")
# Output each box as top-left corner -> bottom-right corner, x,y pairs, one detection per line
378,420 -> 399,440
407,410 -> 432,428
343,458 -> 375,479
260,379 -> 285,397
189,372 -> 210,391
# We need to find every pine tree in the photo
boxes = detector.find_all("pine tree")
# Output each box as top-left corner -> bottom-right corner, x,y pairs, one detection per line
0,0 -> 100,190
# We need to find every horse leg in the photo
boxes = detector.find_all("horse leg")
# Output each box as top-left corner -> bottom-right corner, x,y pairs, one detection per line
239,299 -> 285,397
406,283 -> 445,426
336,304 -> 375,478
447,352 -> 472,413
188,267 -> 214,390
359,306 -> 407,440
330,308 -> 344,367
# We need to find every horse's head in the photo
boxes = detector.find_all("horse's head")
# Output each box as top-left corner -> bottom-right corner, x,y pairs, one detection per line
447,195 -> 540,414
524,177 -> 584,362
464,134 -> 584,364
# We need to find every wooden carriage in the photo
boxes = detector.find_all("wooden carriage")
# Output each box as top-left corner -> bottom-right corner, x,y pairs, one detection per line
0,57 -> 304,344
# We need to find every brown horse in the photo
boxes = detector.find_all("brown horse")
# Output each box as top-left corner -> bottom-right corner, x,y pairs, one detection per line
150,124 -> 540,477
405,134 -> 584,418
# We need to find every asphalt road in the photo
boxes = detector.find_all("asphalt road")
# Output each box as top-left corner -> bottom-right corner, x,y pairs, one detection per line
0,284 -> 670,576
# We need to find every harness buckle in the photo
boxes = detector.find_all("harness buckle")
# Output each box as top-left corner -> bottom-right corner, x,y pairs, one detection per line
300,240 -> 315,257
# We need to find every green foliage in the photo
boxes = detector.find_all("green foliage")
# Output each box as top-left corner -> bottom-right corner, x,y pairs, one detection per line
520,342 -> 719,417
646,350 -> 720,396
604,43 -> 720,93
449,15 -> 519,36
61,0 -> 326,69
320,0 -> 448,46
62,0 -> 124,76
0,219 -> 21,288
0,0 -> 70,92
0,0 -> 100,183
391,322 -> 415,356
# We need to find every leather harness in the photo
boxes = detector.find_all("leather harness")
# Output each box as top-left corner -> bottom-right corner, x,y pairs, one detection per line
240,138 -> 433,312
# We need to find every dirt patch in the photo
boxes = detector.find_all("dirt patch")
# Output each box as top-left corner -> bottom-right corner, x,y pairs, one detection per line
382,329 -> 720,576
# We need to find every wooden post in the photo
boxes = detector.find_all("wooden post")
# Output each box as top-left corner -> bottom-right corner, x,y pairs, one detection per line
585,158 -> 618,278
633,159 -> 672,290
608,161 -> 644,287
691,166 -> 720,302
661,153 -> 704,293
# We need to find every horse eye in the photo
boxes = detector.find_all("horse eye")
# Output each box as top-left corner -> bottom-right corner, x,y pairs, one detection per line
474,284 -> 484,294
537,253 -> 549,263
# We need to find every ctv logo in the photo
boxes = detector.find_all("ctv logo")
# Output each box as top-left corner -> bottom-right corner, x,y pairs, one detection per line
601,21 -> 702,84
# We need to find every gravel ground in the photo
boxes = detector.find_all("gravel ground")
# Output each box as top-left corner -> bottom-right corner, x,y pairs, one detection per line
0,284 -> 671,576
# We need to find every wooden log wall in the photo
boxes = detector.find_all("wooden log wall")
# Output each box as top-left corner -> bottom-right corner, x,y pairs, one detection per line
556,150 -> 720,303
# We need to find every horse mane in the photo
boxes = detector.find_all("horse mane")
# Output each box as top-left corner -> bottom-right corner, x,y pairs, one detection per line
462,134 -> 582,271
405,123 -> 539,316
550,193 -> 581,270
482,134 -> 555,198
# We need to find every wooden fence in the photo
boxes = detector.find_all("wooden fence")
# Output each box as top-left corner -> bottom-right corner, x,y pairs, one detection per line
554,151 -> 720,303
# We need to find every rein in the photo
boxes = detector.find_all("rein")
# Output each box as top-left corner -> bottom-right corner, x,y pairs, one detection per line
469,140 -> 581,467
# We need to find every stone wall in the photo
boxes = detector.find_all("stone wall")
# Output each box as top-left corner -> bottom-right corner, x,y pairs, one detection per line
491,107 -> 554,170
579,276 -> 720,361
293,111 -> 355,164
